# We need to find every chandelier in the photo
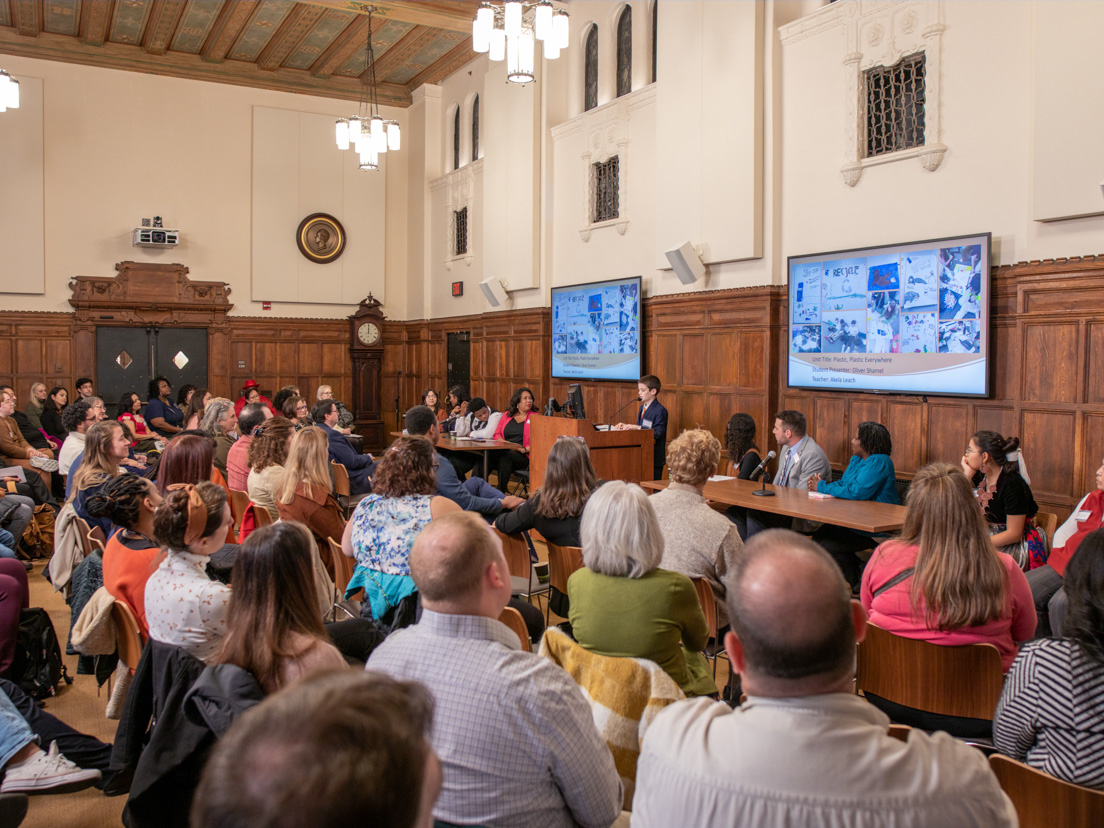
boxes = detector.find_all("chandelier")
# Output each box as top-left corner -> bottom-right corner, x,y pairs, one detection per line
0,70 -> 19,113
472,1 -> 569,85
335,6 -> 398,172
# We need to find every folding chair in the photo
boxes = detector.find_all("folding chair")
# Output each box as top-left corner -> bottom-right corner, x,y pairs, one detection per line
990,754 -> 1104,828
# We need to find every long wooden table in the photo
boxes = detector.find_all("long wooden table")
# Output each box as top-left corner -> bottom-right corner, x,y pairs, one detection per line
639,477 -> 907,534
390,432 -> 517,478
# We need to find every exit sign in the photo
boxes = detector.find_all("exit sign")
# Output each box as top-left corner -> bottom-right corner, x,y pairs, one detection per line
451,281 -> 463,297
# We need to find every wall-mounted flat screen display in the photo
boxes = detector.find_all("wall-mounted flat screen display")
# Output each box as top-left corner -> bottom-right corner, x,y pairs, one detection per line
787,232 -> 991,397
551,276 -> 643,382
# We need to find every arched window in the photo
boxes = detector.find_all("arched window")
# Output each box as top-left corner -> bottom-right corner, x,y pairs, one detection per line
651,2 -> 658,83
471,95 -> 479,162
452,107 -> 461,170
584,25 -> 598,112
617,6 -> 632,98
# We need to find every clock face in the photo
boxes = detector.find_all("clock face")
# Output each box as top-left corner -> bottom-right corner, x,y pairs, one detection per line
357,321 -> 381,346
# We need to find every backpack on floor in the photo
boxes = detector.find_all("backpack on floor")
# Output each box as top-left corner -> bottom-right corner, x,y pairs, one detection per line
6,608 -> 69,700
20,505 -> 55,560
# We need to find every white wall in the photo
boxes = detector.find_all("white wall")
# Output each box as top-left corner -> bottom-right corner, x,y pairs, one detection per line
0,55 -> 407,319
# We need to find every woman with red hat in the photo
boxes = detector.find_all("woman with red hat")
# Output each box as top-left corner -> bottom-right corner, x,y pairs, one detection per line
233,380 -> 277,417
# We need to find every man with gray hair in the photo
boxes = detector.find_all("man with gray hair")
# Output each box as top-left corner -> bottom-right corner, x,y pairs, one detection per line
632,529 -> 1016,827
368,512 -> 624,828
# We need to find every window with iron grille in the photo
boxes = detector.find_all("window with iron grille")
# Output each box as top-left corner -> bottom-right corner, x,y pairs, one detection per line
864,53 -> 925,158
584,26 -> 598,112
471,95 -> 479,162
592,156 -> 619,223
453,207 -> 468,256
617,6 -> 632,98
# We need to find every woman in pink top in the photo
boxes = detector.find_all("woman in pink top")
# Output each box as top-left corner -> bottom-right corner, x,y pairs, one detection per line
861,462 -> 1035,734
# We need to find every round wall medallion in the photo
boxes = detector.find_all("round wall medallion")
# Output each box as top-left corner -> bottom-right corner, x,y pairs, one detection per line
297,213 -> 346,264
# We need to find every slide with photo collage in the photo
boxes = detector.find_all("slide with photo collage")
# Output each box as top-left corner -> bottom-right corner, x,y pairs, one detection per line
552,282 -> 639,357
791,244 -> 983,356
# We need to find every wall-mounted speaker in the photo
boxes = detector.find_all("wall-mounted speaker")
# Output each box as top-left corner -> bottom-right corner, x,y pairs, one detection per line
479,277 -> 510,307
665,241 -> 706,285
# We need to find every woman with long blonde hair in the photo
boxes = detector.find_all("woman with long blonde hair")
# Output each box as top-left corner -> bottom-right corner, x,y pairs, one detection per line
860,462 -> 1036,733
277,427 -> 345,577
69,420 -> 130,537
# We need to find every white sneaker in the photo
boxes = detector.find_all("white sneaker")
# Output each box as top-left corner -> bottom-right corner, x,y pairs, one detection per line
0,742 -> 101,794
28,456 -> 58,473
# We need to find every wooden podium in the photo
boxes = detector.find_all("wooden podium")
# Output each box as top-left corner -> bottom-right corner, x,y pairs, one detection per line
529,414 -> 653,489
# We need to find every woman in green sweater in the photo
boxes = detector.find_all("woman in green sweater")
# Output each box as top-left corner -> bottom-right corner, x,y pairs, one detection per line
568,480 -> 718,697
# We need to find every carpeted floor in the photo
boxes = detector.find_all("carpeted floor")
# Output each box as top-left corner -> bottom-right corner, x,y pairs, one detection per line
23,560 -> 124,828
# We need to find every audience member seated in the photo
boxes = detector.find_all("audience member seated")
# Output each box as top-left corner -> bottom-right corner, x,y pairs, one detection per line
439,385 -> 470,435
491,387 -> 534,490
421,388 -> 446,422
181,388 -> 211,432
198,398 -> 237,477
368,511 -> 624,828
177,384 -> 196,410
0,390 -> 57,488
226,402 -> 270,492
723,412 -> 761,479
314,385 -> 353,433
744,409 -> 830,538
861,462 -> 1035,734
0,688 -> 102,797
495,434 -> 597,547
450,397 -> 503,478
405,405 -> 521,520
0,491 -> 34,561
40,387 -> 68,446
58,399 -> 95,476
341,435 -> 459,625
0,558 -> 30,677
632,528 -> 1016,827
650,429 -> 743,630
157,433 -> 237,551
22,383 -> 47,432
313,399 -> 375,496
276,427 -> 346,576
569,481 -> 717,697
116,392 -> 159,454
281,395 -> 310,431
194,671 -> 441,828
146,482 -> 233,662
89,474 -> 162,639
270,385 -> 300,418
212,522 -> 346,694
145,376 -> 184,439
963,429 -> 1044,570
247,418 -> 293,523
809,421 -> 900,590
1028,455 -> 1104,637
995,532 -> 1104,790
68,420 -> 129,539
233,379 -> 277,418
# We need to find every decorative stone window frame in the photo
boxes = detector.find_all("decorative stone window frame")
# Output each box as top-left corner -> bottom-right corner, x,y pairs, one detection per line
431,160 -> 481,270
780,0 -> 947,188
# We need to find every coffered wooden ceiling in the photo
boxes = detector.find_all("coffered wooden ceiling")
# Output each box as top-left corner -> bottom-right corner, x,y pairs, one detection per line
0,0 -> 481,105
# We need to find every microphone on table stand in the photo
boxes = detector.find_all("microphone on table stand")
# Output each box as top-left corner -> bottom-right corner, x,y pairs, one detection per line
607,396 -> 641,429
751,451 -> 777,497
395,370 -> 403,430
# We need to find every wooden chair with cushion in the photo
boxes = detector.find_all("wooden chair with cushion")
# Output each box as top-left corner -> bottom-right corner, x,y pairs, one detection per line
855,622 -> 1004,728
330,460 -> 356,516
690,577 -> 723,678
72,515 -> 95,560
545,543 -> 584,624
111,599 -> 145,671
327,537 -> 362,619
1035,511 -> 1058,552
87,528 -> 106,555
989,754 -> 1104,828
229,489 -> 249,534
498,606 -> 531,652
251,503 -> 273,529
496,528 -> 548,609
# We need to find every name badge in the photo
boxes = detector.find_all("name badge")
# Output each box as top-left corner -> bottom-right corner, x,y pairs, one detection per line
642,419 -> 654,429
1076,510 -> 1092,522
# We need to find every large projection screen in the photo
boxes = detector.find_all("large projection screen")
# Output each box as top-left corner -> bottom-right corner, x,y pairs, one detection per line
786,232 -> 992,398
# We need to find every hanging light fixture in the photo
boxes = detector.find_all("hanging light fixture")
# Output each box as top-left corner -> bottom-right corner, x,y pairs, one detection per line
0,69 -> 19,114
472,1 -> 568,85
335,7 -> 398,169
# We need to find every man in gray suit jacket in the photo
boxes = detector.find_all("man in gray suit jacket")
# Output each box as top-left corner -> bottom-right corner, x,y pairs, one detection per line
746,409 -> 830,537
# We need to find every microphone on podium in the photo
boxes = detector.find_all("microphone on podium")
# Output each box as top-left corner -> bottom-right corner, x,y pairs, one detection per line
750,450 -> 777,497
608,396 -> 640,429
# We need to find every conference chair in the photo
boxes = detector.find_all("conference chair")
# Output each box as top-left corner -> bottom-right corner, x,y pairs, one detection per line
327,537 -> 361,619
330,460 -> 356,516
228,489 -> 250,534
111,599 -> 145,671
252,503 -> 273,529
496,527 -> 549,609
87,528 -> 106,555
545,543 -> 583,625
72,515 -> 96,561
989,754 -> 1104,828
498,606 -> 531,652
1034,511 -> 1058,551
690,577 -> 724,678
855,623 -> 1004,741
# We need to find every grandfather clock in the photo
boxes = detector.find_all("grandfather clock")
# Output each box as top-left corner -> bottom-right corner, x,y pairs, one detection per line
348,294 -> 385,451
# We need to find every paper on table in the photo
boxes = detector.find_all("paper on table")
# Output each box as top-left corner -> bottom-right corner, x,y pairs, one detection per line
808,492 -> 834,500
708,475 -> 735,482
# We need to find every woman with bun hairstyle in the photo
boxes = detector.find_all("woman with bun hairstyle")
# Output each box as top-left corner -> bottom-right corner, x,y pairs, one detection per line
212,522 -> 346,693
145,482 -> 233,662
87,475 -> 163,638
962,430 -> 1044,570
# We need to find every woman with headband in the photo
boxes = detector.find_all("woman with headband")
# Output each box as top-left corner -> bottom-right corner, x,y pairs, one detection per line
145,482 -> 233,662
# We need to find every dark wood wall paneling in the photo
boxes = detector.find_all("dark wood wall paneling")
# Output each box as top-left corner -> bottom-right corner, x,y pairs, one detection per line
4,256 -> 1103,521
